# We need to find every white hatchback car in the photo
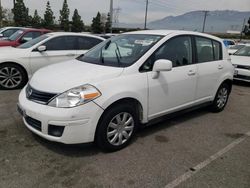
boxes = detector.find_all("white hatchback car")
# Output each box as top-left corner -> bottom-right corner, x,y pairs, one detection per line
231,44 -> 250,82
0,32 -> 104,89
18,30 -> 234,151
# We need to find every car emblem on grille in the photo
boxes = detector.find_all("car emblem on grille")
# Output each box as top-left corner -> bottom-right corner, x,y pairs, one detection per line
27,87 -> 33,98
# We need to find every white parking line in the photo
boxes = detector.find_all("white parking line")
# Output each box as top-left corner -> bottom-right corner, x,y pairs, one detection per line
165,131 -> 250,188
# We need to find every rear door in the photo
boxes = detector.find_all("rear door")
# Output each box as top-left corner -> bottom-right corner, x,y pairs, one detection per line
194,36 -> 223,101
29,36 -> 77,73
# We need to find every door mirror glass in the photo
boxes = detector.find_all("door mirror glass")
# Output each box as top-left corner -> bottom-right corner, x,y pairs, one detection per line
37,45 -> 46,52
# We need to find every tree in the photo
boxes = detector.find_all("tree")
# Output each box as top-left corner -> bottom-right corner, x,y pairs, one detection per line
72,9 -> 84,32
59,0 -> 70,31
43,1 -> 55,29
91,12 -> 102,34
12,0 -> 30,26
105,13 -> 111,33
32,10 -> 42,28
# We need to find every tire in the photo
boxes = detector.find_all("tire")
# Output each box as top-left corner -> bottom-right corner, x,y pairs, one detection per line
95,103 -> 138,152
0,63 -> 28,90
210,83 -> 230,113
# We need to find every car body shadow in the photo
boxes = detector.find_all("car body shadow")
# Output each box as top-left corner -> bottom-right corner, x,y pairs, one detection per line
32,134 -> 100,157
233,80 -> 250,87
32,106 -> 210,156
136,106 -> 209,138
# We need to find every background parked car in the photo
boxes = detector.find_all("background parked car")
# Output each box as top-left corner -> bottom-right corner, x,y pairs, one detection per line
0,32 -> 104,89
223,39 -> 236,48
231,44 -> 250,82
0,27 -> 23,40
0,28 -> 51,48
228,44 -> 246,55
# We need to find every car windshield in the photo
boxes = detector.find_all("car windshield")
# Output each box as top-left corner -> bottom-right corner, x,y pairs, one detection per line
18,35 -> 49,49
8,30 -> 24,41
229,45 -> 245,50
234,46 -> 250,56
78,34 -> 163,67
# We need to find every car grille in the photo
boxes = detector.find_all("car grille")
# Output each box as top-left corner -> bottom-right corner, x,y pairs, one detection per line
235,65 -> 250,70
234,75 -> 250,81
25,116 -> 42,131
26,85 -> 57,104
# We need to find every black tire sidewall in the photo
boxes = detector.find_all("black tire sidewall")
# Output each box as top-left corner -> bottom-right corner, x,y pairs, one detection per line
96,103 -> 138,152
0,63 -> 27,90
211,83 -> 230,112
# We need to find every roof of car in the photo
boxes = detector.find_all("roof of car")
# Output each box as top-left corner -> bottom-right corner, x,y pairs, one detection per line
46,32 -> 105,40
124,30 -> 222,41
1,26 -> 23,29
21,28 -> 51,32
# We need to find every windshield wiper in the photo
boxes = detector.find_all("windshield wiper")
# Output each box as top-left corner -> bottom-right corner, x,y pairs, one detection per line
114,42 -> 122,66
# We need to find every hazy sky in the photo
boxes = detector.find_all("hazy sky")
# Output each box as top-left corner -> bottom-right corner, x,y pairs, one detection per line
1,0 -> 250,24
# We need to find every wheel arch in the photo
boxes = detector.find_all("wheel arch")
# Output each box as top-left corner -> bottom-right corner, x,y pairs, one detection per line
0,61 -> 29,80
221,79 -> 233,93
94,97 -> 144,141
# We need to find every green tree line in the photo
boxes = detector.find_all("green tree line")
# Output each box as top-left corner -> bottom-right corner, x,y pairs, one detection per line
3,0 -> 111,33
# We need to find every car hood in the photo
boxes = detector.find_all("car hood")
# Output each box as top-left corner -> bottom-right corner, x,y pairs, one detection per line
0,40 -> 16,47
29,59 -> 124,93
231,55 -> 250,66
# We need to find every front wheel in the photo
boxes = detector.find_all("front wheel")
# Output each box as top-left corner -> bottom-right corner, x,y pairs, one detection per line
95,104 -> 138,152
0,63 -> 27,90
210,83 -> 230,112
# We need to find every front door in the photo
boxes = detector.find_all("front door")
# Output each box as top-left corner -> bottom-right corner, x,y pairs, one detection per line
30,36 -> 77,74
143,35 -> 197,120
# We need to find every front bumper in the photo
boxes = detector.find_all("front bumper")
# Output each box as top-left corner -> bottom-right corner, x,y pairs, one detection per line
234,68 -> 250,82
18,88 -> 104,144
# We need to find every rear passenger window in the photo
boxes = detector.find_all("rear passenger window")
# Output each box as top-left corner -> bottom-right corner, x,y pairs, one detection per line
77,37 -> 103,50
195,37 -> 222,63
44,36 -> 77,51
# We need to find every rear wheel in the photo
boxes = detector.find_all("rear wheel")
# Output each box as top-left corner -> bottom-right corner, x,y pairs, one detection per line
0,63 -> 27,90
210,83 -> 230,112
96,103 -> 138,152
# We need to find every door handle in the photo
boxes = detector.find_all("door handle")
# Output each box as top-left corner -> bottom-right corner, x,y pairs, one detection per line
218,65 -> 224,69
66,53 -> 75,57
188,70 -> 196,76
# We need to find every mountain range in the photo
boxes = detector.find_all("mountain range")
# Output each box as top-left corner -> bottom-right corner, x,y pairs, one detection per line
118,10 -> 250,33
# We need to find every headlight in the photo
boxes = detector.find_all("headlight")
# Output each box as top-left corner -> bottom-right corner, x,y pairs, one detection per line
48,84 -> 101,108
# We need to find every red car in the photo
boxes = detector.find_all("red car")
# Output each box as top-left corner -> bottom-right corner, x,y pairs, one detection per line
0,28 -> 51,47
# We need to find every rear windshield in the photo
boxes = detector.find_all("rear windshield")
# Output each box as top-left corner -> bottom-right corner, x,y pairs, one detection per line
8,30 -> 24,41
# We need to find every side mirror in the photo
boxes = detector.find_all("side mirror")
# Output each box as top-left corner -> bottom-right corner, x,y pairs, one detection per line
229,53 -> 232,55
152,59 -> 173,79
0,33 -> 3,37
37,45 -> 46,52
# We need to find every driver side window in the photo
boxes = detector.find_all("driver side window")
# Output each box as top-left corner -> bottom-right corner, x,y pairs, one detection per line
140,36 -> 193,72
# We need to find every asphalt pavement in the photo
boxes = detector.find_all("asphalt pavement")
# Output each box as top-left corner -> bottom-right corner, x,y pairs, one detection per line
0,82 -> 249,188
